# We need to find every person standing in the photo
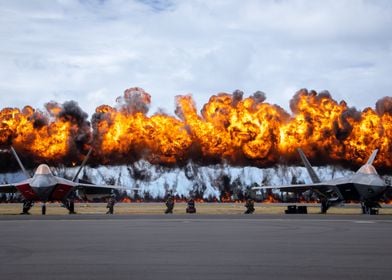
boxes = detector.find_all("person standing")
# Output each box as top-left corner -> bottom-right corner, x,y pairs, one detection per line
186,198 -> 196,213
106,195 -> 116,214
165,195 -> 175,214
244,199 -> 255,214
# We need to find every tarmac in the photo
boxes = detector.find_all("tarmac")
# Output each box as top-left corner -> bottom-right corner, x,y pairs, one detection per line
1,214 -> 392,280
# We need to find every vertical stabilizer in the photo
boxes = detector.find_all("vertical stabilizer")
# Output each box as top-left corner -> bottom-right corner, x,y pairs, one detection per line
72,147 -> 93,182
297,148 -> 321,183
10,146 -> 31,178
366,149 -> 378,165
356,149 -> 379,174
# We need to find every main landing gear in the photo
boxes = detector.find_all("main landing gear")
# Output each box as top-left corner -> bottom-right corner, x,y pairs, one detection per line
62,198 -> 76,214
320,199 -> 330,214
20,201 -> 46,215
361,202 -> 379,215
20,200 -> 33,215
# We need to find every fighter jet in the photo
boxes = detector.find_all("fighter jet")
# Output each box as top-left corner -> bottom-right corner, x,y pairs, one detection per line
252,149 -> 390,214
0,147 -> 132,215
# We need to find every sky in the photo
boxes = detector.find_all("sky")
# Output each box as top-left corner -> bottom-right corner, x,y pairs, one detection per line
0,0 -> 391,117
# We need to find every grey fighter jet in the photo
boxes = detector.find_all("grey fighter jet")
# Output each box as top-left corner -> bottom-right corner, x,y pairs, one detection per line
252,149 -> 390,214
0,147 -> 132,215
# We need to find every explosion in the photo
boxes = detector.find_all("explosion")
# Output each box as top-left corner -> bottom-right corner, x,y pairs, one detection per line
0,87 -> 391,172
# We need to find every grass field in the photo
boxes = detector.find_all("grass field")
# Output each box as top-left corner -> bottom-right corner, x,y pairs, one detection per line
1,202 -> 392,215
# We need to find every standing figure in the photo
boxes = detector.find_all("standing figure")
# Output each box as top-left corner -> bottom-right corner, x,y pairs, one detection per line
244,199 -> 255,214
106,195 -> 116,214
165,195 -> 175,214
186,198 -> 196,213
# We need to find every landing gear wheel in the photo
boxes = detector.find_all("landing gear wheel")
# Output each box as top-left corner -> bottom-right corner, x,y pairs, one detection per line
320,200 -> 329,214
21,200 -> 33,215
62,199 -> 76,214
41,203 -> 46,215
362,202 -> 379,215
361,203 -> 367,214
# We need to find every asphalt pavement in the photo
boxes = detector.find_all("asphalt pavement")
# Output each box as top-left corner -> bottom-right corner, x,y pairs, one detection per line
1,214 -> 392,280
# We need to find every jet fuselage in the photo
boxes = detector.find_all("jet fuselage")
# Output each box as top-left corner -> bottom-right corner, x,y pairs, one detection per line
15,164 -> 73,202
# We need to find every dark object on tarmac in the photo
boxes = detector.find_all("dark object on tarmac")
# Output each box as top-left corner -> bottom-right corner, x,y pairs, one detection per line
41,203 -> 46,215
244,199 -> 255,214
285,205 -> 297,214
64,197 -> 76,214
68,199 -> 76,214
106,197 -> 116,214
297,206 -> 308,214
186,198 -> 196,213
165,196 -> 175,214
361,204 -> 379,215
285,205 -> 308,214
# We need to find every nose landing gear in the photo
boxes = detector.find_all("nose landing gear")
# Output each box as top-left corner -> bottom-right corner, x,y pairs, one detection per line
41,203 -> 46,215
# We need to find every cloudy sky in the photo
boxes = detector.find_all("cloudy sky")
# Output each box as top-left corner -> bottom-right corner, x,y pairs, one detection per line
0,0 -> 391,117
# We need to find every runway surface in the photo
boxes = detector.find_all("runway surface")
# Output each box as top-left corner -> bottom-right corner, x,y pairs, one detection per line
1,214 -> 392,280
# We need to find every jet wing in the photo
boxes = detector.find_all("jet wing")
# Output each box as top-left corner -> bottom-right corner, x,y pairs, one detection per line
55,177 -> 125,191
53,177 -> 129,200
0,178 -> 33,194
75,182 -> 128,193
0,183 -> 18,193
252,182 -> 336,196
74,182 -> 138,201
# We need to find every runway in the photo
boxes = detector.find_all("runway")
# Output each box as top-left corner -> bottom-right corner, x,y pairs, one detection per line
1,215 -> 392,280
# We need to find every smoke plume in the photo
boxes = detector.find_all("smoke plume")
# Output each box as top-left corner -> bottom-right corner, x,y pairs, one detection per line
0,87 -> 391,173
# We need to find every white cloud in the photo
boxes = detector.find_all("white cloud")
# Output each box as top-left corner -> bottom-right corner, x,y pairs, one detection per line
0,0 -> 391,116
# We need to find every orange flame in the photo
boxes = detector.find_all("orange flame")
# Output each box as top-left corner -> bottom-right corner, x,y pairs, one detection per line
0,106 -> 71,159
1,87 -> 391,171
263,194 -> 281,204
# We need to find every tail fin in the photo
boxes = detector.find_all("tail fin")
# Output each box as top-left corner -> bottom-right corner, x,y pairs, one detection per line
297,148 -> 321,183
10,146 -> 31,178
366,149 -> 378,165
72,147 -> 93,182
